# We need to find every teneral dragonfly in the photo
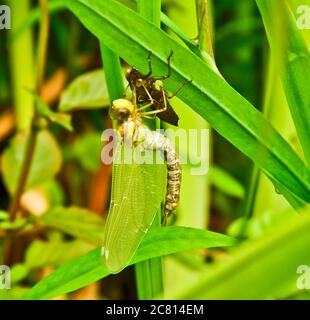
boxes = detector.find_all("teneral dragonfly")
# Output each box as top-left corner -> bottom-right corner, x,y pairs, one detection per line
102,96 -> 181,273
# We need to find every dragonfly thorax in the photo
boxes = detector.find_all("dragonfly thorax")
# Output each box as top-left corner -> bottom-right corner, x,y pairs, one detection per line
111,98 -> 136,122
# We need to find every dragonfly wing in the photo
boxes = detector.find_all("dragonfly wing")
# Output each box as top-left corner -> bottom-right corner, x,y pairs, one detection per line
102,143 -> 166,273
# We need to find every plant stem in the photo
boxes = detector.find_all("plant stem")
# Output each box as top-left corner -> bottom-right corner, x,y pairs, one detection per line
134,0 -> 164,300
194,0 -> 214,229
36,0 -> 49,92
5,0 -> 50,266
196,0 -> 214,58
8,0 -> 35,131
137,0 -> 161,27
100,45 -> 124,104
8,0 -> 50,222
100,43 -> 124,133
8,130 -> 37,222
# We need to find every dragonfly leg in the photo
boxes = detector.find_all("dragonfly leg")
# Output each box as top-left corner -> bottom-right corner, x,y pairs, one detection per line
142,114 -> 156,119
140,90 -> 168,116
161,209 -> 174,226
124,83 -> 131,98
153,51 -> 173,81
168,79 -> 192,99
142,84 -> 154,103
137,93 -> 156,113
132,86 -> 138,106
145,51 -> 153,77
161,214 -> 168,226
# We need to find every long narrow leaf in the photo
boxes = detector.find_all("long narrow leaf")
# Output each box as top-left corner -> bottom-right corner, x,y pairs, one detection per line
169,208 -> 310,299
256,0 -> 310,166
24,226 -> 237,299
64,0 -> 310,203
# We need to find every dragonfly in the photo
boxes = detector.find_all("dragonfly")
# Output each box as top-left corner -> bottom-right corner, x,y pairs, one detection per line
126,51 -> 190,127
102,95 -> 182,274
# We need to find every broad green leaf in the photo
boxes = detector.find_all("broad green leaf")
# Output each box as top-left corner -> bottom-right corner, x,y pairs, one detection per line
209,165 -> 245,198
256,0 -> 310,165
0,211 -> 9,220
169,207 -> 310,299
59,69 -> 110,111
227,209 -> 298,239
31,93 -> 73,131
0,287 -> 29,300
0,218 -> 27,230
40,206 -> 105,245
1,130 -> 62,194
9,239 -> 92,284
64,0 -> 310,203
24,226 -> 237,299
71,132 -> 102,172
39,179 -> 65,207
11,264 -> 29,284
25,239 -> 93,269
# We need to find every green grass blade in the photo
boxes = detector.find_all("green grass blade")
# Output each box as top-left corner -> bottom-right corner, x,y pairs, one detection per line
10,0 -> 65,42
134,0 -> 164,300
135,262 -> 154,300
23,226 -> 237,300
8,0 -> 35,131
100,44 -> 124,104
63,0 -> 310,203
137,0 -> 161,26
169,207 -> 310,299
256,0 -> 310,166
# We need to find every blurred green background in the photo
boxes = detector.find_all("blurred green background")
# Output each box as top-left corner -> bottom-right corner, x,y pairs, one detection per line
0,0 -> 309,300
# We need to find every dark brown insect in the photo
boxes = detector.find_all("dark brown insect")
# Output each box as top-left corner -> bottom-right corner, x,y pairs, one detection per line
126,52 -> 188,127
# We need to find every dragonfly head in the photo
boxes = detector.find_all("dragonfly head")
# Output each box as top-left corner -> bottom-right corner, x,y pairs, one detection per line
111,99 -> 135,121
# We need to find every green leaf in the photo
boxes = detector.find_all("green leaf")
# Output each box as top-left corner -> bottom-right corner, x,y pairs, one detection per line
209,165 -> 245,198
9,238 -> 92,285
227,209 -> 298,239
39,179 -> 65,207
11,264 -> 30,284
256,0 -> 310,165
169,207 -> 310,299
59,69 -> 110,111
64,0 -> 310,203
1,130 -> 62,194
24,226 -> 237,299
25,238 -> 93,269
0,210 -> 9,221
32,93 -> 73,131
0,287 -> 29,300
71,132 -> 102,172
40,206 -> 105,245
0,218 -> 27,230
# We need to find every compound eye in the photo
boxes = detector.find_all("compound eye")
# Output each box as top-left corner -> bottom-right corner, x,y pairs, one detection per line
113,108 -> 130,121
136,79 -> 143,87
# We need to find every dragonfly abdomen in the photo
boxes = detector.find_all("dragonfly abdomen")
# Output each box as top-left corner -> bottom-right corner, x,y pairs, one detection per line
134,124 -> 181,225
163,145 -> 181,224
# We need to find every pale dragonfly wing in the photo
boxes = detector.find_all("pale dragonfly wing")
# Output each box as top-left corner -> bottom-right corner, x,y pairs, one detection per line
102,141 -> 166,273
